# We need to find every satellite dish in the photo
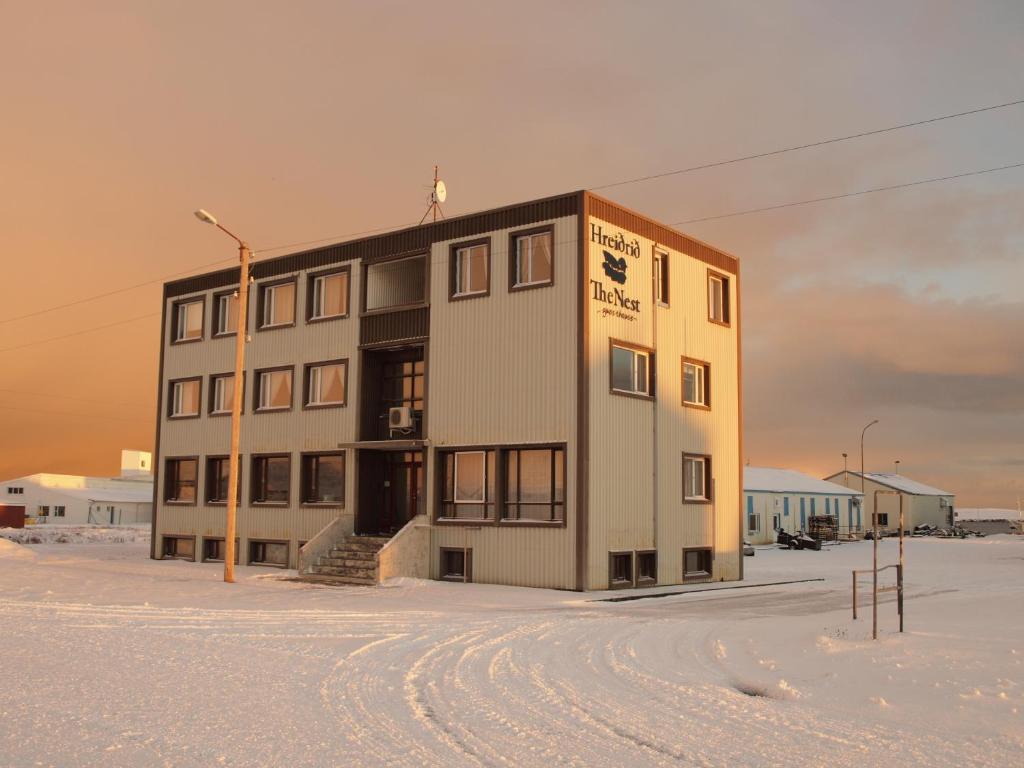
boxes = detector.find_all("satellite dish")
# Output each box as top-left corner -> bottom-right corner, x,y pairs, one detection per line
434,180 -> 447,203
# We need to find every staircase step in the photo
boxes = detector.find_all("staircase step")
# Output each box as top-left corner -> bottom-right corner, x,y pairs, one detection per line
319,556 -> 379,569
342,537 -> 390,553
299,573 -> 377,587
312,564 -> 377,579
325,549 -> 377,561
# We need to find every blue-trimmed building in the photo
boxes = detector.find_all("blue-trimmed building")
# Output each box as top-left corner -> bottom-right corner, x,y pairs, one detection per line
743,467 -> 863,544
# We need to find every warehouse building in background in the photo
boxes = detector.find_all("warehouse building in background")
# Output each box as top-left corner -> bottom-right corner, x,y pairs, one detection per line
743,467 -> 863,544
151,191 -> 741,590
824,470 -> 955,531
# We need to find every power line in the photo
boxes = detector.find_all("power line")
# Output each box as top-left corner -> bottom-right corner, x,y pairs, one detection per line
592,97 -> 1024,191
673,161 -> 1024,225
0,312 -> 160,354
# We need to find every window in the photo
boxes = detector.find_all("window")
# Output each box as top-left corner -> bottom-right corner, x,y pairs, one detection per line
682,359 -> 709,408
365,255 -> 427,311
205,456 -> 241,504
38,505 -> 49,516
511,227 -> 553,289
169,378 -> 201,418
439,450 -> 495,520
162,536 -> 195,561
301,453 -> 345,504
875,513 -> 889,527
54,506 -> 65,517
683,548 -> 712,580
209,373 -> 238,415
708,271 -> 730,325
611,342 -> 652,397
251,455 -> 290,504
173,299 -> 203,342
503,447 -> 565,522
259,280 -> 296,328
636,551 -> 657,586
440,548 -> 472,582
213,291 -> 239,336
609,552 -> 633,589
308,269 -> 349,320
202,538 -> 239,564
256,368 -> 293,411
164,458 -> 198,503
7,487 -> 23,495
450,239 -> 490,299
304,361 -> 346,408
683,454 -> 711,502
748,512 -> 760,533
654,249 -> 669,306
249,540 -> 288,567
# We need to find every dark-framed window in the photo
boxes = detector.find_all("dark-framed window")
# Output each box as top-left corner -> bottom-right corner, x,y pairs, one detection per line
636,551 -> 657,586
257,278 -> 297,329
251,454 -> 290,505
610,340 -> 654,398
683,548 -> 713,580
449,238 -> 490,300
162,535 -> 196,561
503,447 -> 565,523
168,377 -> 201,419
212,290 -> 240,336
307,267 -> 350,322
249,539 -> 289,567
209,372 -> 244,416
438,450 -> 495,520
303,360 -> 347,408
205,456 -> 242,504
363,253 -> 428,313
440,547 -> 472,582
875,513 -> 890,527
654,248 -> 669,306
681,358 -> 710,409
301,452 -> 345,505
254,367 -> 293,412
171,298 -> 204,343
707,270 -> 731,326
164,458 -> 198,504
609,551 -> 634,589
509,226 -> 553,291
202,537 -> 239,564
683,453 -> 712,502
54,505 -> 66,517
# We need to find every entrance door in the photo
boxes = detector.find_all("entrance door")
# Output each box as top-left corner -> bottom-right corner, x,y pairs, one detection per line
358,451 -> 423,535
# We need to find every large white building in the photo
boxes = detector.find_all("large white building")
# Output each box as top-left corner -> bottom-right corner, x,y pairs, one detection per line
743,467 -> 863,544
0,450 -> 154,526
824,471 -> 954,531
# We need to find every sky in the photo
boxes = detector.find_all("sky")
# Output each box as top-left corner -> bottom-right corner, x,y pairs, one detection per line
1,0 -> 1022,507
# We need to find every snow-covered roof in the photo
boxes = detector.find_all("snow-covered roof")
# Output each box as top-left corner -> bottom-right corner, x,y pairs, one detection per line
835,471 -> 953,497
744,467 -> 861,496
34,486 -> 153,504
956,508 -> 1022,522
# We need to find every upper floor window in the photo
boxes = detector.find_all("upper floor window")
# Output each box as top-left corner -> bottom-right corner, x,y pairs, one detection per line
169,378 -> 200,418
301,453 -> 345,504
173,300 -> 203,343
305,361 -> 346,408
256,368 -> 292,411
610,342 -> 652,397
683,454 -> 711,502
210,373 -> 237,415
450,240 -> 490,299
164,458 -> 197,503
309,270 -> 349,321
511,228 -> 553,290
682,359 -> 709,408
259,280 -> 296,329
439,450 -> 495,520
503,447 -> 565,522
7,487 -> 24,494
654,249 -> 669,306
365,255 -> 427,312
213,291 -> 239,336
708,271 -> 730,325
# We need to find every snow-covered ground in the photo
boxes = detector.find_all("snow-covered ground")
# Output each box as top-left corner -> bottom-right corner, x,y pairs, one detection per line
0,533 -> 1020,767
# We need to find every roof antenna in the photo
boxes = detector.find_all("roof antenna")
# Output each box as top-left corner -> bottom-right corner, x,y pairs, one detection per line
420,165 -> 447,224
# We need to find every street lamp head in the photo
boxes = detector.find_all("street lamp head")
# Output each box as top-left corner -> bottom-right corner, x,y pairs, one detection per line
194,209 -> 218,226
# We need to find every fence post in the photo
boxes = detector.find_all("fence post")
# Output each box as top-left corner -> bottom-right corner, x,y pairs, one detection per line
897,563 -> 904,633
852,571 -> 857,620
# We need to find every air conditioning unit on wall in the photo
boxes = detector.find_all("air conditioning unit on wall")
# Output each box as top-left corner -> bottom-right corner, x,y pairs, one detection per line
389,406 -> 414,430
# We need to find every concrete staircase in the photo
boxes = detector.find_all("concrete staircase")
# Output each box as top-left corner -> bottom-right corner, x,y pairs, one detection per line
301,535 -> 390,586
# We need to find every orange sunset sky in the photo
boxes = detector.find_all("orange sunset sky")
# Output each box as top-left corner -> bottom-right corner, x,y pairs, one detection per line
1,1 -> 1022,508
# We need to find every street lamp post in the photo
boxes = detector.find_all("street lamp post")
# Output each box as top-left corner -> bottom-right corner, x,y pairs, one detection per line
894,459 -> 900,475
194,209 -> 250,583
861,419 -> 879,637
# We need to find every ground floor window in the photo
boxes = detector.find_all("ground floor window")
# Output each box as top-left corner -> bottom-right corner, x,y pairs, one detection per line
683,548 -> 712,580
439,450 -> 495,520
440,548 -> 472,582
748,512 -> 760,533
503,447 -> 565,522
165,458 -> 198,503
202,538 -> 239,563
206,456 -> 241,504
163,535 -> 195,561
301,453 -> 345,504
37,505 -> 50,516
249,540 -> 288,567
636,551 -> 657,586
53,506 -> 65,517
875,513 -> 889,527
251,455 -> 290,504
609,551 -> 634,589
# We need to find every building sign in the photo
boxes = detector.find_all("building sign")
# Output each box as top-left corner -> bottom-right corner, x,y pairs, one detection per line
590,223 -> 642,321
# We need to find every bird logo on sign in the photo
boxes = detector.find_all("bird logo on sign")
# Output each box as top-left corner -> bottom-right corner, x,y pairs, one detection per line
602,250 -> 627,284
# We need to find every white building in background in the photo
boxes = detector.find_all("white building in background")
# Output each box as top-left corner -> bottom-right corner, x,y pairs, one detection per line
824,471 -> 955,531
743,467 -> 863,544
0,450 -> 153,526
